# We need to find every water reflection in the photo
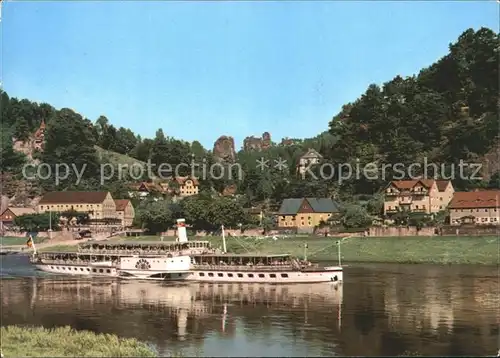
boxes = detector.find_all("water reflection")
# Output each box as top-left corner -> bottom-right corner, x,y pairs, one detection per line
1,278 -> 343,356
1,259 -> 499,356
342,264 -> 499,357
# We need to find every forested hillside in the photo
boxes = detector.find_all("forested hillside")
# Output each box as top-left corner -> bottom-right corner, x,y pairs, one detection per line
327,27 -> 499,194
1,27 -> 498,209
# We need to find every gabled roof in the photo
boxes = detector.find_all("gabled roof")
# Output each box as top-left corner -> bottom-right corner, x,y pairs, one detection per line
388,179 -> 451,192
129,182 -> 161,192
278,198 -> 340,215
449,191 -> 500,209
278,198 -> 303,215
174,176 -> 199,186
435,180 -> 450,192
39,191 -> 110,205
1,207 -> 36,216
301,148 -> 323,159
307,198 -> 341,213
114,199 -> 131,211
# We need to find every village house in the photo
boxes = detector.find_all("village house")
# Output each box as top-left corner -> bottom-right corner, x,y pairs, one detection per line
448,190 -> 500,225
277,198 -> 340,229
297,149 -> 323,175
128,182 -> 162,199
383,179 -> 454,215
128,177 -> 199,199
0,207 -> 36,230
114,199 -> 135,227
38,191 -> 117,222
174,177 -> 199,197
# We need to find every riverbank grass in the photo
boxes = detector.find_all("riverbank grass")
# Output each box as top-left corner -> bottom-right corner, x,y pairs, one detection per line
0,236 -> 48,247
261,235 -> 499,265
0,326 -> 156,357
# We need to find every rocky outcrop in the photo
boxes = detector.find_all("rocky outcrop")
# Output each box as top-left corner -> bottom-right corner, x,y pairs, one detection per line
213,136 -> 236,162
12,119 -> 46,160
243,132 -> 272,151
280,138 -> 296,146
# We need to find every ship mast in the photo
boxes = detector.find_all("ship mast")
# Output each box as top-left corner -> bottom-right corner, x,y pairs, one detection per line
221,225 -> 227,253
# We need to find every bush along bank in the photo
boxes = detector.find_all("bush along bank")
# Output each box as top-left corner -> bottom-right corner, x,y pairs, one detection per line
0,326 -> 157,357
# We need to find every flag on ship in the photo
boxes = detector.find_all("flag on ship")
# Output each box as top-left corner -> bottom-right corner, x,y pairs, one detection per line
26,235 -> 33,248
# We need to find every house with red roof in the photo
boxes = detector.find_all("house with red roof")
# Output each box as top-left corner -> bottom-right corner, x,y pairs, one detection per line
383,179 -> 454,215
449,190 -> 500,225
114,199 -> 135,227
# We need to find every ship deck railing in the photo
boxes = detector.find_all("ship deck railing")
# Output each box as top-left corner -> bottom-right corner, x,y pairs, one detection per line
192,264 -> 299,272
33,258 -> 119,265
76,249 -> 214,255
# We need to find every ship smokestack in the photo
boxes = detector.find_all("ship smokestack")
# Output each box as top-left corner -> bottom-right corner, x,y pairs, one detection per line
177,219 -> 188,243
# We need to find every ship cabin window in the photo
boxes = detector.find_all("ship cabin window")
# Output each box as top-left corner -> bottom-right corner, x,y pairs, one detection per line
62,267 -> 66,270
270,274 -> 276,278
248,274 -> 254,278
87,268 -> 90,271
227,273 -> 233,277
80,268 -> 84,271
199,272 -> 205,276
50,266 -> 54,269
99,269 -> 103,273
217,273 -> 223,277
237,273 -> 243,278
281,273 -> 288,278
92,269 -> 96,272
106,269 -> 111,273
258,274 -> 265,278
208,273 -> 214,277
74,268 -> 77,271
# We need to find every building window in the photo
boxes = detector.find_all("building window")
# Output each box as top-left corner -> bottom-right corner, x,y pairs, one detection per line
227,273 -> 233,277
270,274 -> 276,278
199,272 -> 205,276
281,273 -> 288,278
208,272 -> 214,277
237,273 -> 243,278
217,273 -> 223,277
248,274 -> 254,278
258,274 -> 265,278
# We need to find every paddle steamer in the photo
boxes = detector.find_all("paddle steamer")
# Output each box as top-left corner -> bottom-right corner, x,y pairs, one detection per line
30,219 -> 343,284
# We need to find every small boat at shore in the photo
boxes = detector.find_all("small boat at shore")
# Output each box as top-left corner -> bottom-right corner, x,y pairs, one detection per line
29,219 -> 344,284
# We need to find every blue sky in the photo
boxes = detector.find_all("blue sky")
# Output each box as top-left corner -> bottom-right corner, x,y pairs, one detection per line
3,1 -> 498,149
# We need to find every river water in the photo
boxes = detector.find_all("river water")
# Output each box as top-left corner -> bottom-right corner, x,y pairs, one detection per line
1,255 -> 499,356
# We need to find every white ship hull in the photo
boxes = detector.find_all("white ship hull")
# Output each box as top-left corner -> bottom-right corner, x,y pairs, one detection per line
34,263 -> 343,284
185,266 -> 343,284
35,264 -> 119,277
